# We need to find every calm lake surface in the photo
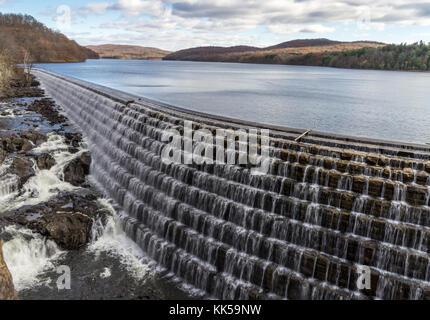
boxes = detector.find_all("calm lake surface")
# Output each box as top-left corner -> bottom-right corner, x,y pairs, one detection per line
37,59 -> 430,145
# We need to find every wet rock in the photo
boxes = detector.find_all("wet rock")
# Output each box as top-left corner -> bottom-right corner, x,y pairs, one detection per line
6,192 -> 109,250
19,130 -> 47,145
8,157 -> 35,187
34,211 -> 93,250
0,239 -> 17,300
27,98 -> 66,125
36,153 -> 55,170
64,133 -> 83,148
63,152 -> 91,186
0,131 -> 46,156
1,136 -> 32,153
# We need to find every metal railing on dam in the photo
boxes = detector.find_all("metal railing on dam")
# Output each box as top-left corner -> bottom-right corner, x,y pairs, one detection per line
33,68 -> 430,300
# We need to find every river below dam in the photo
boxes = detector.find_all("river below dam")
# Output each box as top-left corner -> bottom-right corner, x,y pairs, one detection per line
37,59 -> 430,145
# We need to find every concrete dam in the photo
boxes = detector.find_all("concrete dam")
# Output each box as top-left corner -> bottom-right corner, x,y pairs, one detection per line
33,68 -> 430,300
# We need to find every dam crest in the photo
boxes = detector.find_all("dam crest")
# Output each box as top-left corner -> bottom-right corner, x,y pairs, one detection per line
34,69 -> 430,300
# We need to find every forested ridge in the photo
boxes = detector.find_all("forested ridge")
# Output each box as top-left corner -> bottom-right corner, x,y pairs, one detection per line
165,39 -> 430,72
0,13 -> 98,63
290,42 -> 430,71
86,44 -> 171,60
163,39 -> 383,63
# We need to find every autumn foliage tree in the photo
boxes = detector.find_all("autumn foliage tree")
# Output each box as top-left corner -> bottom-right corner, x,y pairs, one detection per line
0,13 -> 98,63
288,42 -> 430,71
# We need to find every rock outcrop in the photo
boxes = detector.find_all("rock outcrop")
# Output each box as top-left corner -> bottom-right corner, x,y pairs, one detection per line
6,193 -> 109,250
32,211 -> 93,250
36,153 -> 55,170
0,239 -> 17,300
8,157 -> 35,187
63,152 -> 91,186
27,99 -> 66,125
0,131 -> 47,155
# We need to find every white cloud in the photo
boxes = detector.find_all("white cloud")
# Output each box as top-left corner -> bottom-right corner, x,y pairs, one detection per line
79,2 -> 112,15
268,24 -> 336,35
70,0 -> 430,49
112,0 -> 167,17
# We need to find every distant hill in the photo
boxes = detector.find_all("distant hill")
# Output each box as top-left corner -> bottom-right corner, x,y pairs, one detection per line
164,39 -> 430,72
165,45 -> 261,61
0,13 -> 98,63
163,39 -> 385,63
265,38 -> 342,50
86,44 -> 171,60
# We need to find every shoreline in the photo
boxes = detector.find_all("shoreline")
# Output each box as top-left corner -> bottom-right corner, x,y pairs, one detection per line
160,58 -> 430,74
34,67 -> 430,152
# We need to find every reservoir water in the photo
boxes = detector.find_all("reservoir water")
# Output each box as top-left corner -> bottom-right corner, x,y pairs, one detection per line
37,59 -> 430,145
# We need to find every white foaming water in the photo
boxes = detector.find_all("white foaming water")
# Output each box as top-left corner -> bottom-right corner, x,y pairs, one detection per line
32,133 -> 69,154
88,198 -> 154,281
2,225 -> 64,291
0,104 -> 16,118
100,267 -> 112,279
0,134 -> 83,213
0,159 -> 19,204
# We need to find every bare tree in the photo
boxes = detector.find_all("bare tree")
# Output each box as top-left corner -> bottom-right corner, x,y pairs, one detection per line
23,49 -> 34,86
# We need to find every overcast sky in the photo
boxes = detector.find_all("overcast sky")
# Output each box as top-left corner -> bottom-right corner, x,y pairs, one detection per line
1,0 -> 430,51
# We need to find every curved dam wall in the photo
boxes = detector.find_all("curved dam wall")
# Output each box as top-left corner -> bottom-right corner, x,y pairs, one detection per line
33,68 -> 430,300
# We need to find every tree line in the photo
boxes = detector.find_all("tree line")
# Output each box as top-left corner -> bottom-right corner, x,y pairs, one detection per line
288,42 -> 430,71
0,13 -> 98,63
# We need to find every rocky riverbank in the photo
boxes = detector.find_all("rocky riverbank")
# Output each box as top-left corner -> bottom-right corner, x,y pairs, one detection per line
0,74 -> 106,249
0,71 -> 195,300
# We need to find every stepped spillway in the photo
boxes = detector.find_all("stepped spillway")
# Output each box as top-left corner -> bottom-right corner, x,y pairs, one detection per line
33,68 -> 430,300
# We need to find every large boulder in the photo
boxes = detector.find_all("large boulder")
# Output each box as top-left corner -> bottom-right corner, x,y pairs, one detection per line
8,157 -> 35,187
0,131 -> 46,155
0,239 -> 17,300
33,211 -> 93,250
36,153 -> 55,170
19,130 -> 47,145
63,152 -> 91,186
64,133 -> 83,148
27,99 -> 66,125
1,136 -> 32,153
6,192 -> 109,250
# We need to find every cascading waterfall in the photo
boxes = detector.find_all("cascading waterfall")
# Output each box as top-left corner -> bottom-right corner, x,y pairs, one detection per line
32,68 -> 430,300
0,159 -> 19,202
2,225 -> 64,291
0,134 -> 81,213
